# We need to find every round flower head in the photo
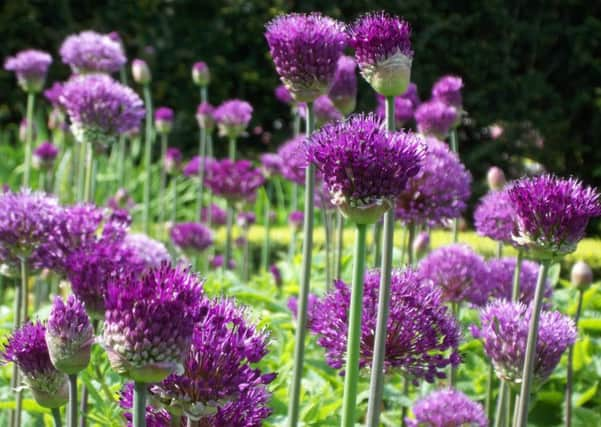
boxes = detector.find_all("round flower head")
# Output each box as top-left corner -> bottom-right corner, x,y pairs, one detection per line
328,56 -> 358,115
474,188 -> 517,245
200,203 -> 227,227
60,74 -> 145,147
131,58 -> 151,85
155,107 -> 174,134
406,388 -> 487,427
415,98 -> 458,139
4,49 -> 52,93
213,100 -> 253,139
205,159 -> 265,204
103,264 -> 203,383
308,269 -> 460,383
1,322 -> 68,408
288,210 -> 304,233
313,95 -> 343,127
507,175 -> 601,259
277,136 -> 308,185
375,82 -> 421,128
307,114 -> 424,224
164,147 -> 183,175
259,153 -> 282,177
196,102 -> 215,131
472,300 -> 577,385
46,295 -> 94,374
274,84 -> 293,105
123,233 -> 171,269
349,12 -> 413,96
183,155 -> 214,178
192,61 -> 210,86
32,141 -> 59,171
571,260 -> 593,290
60,31 -> 126,74
396,137 -> 471,227
418,244 -> 491,306
487,166 -> 506,191
149,298 -> 274,424
44,82 -> 64,107
488,257 -> 553,305
237,211 -> 256,229
432,75 -> 464,109
170,222 -> 213,256
265,13 -> 347,102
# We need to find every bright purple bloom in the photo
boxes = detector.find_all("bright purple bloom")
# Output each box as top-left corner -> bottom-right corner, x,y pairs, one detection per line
488,257 -> 553,305
288,210 -> 304,232
277,136 -> 307,185
33,141 -> 59,170
192,61 -> 210,86
164,147 -> 183,174
507,175 -> 601,258
237,211 -> 256,229
313,95 -> 343,127
205,159 -> 265,203
308,269 -> 460,383
418,244 -> 491,306
200,203 -> 227,226
59,31 -> 126,74
474,189 -> 517,245
213,100 -> 253,139
415,98 -> 458,138
4,49 -> 52,92
123,233 -> 171,269
44,82 -> 64,106
472,300 -> 577,384
274,84 -> 293,105
196,102 -> 215,130
328,56 -> 357,115
288,294 -> 319,330
308,114 -> 424,224
183,155 -> 215,178
432,75 -> 464,109
265,13 -> 346,102
103,264 -> 203,382
155,106 -> 174,134
349,12 -> 413,96
259,153 -> 282,177
375,82 -> 421,127
60,74 -> 145,146
406,388 -> 487,427
396,137 -> 471,227
170,222 -> 213,255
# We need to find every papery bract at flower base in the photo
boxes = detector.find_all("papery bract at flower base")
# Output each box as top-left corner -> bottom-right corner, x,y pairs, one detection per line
405,388 -> 487,427
155,106 -> 174,134
123,233 -> 171,269
192,61 -> 210,86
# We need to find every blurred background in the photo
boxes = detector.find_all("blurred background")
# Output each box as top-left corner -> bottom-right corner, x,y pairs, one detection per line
1,0 -> 600,222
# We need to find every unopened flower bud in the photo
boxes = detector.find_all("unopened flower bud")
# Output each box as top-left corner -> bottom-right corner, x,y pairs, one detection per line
487,166 -> 506,191
132,59 -> 151,85
571,261 -> 593,290
192,61 -> 210,86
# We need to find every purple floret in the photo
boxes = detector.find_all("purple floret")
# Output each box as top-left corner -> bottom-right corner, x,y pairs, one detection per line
59,30 -> 126,74
406,388 -> 487,427
200,203 -> 227,226
170,222 -> 213,254
213,99 -> 253,138
328,56 -> 357,115
474,188 -> 517,245
122,233 -> 171,269
205,159 -> 265,203
44,82 -> 64,106
277,136 -> 308,185
275,84 -> 294,105
4,49 -> 52,92
432,75 -> 464,109
415,98 -> 458,138
313,95 -> 343,127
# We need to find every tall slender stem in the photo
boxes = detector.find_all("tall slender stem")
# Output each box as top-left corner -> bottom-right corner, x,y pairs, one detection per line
170,414 -> 182,427
228,137 -> 236,160
514,260 -> 551,427
494,380 -> 508,427
366,95 -> 396,427
261,185 -> 272,271
287,102 -> 315,427
117,135 -> 126,189
142,85 -> 154,234
83,143 -> 95,203
341,223 -> 368,427
487,242 -> 505,420
68,374 -> 78,427
323,209 -> 332,290
224,202 -> 234,272
511,250 -> 524,301
23,92 -> 35,188
158,133 -> 168,226
565,289 -> 584,427
197,86 -> 208,221
20,257 -> 29,323
334,211 -> 344,279
133,382 -> 147,427
77,142 -> 86,201
450,302 -> 459,386
450,129 -> 459,243
407,223 -> 416,267
52,407 -> 63,427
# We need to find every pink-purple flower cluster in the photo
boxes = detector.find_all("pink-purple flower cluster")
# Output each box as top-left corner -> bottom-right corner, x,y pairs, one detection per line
60,30 -> 126,74
123,233 -> 171,269
170,222 -> 213,255
487,257 -> 553,305
415,99 -> 458,138
213,99 -> 253,139
277,136 -> 307,185
406,388 -> 487,427
205,159 -> 265,203
4,49 -> 52,92
183,155 -> 214,177
432,75 -> 464,108
155,106 -> 174,134
164,147 -> 182,174
259,152 -> 282,177
328,56 -> 357,115
33,141 -> 59,170
312,95 -> 343,127
192,61 -> 210,86
274,84 -> 294,105
200,203 -> 227,226
474,188 -> 517,245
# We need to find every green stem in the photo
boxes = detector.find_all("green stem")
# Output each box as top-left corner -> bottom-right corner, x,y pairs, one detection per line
171,177 -> 177,223
243,230 -> 250,281
261,185 -> 272,271
334,211 -> 344,279
228,137 -> 236,160
287,102 -> 315,427
323,209 -> 332,291
450,302 -> 459,386
341,223 -> 368,427
373,221 -> 382,267
511,250 -> 524,301
77,142 -> 86,201
486,364 -> 495,422
196,86 -> 208,221
68,374 -> 77,427
565,289 -> 584,427
133,382 -> 147,427
407,223 -> 415,267
158,133 -> 168,226
514,260 -> 551,427
401,377 -> 410,426
142,85 -> 154,234
23,92 -> 35,188
450,129 -> 459,243
20,257 -> 28,323
52,407 -> 63,427
497,241 -> 504,258
83,142 -> 95,203
224,202 -> 234,272
117,135 -> 126,188
494,380 -> 508,427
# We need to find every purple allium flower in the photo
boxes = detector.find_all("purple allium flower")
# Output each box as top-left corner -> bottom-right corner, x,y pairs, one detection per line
131,58 -> 151,85
155,106 -> 174,134
1,322 -> 68,408
107,188 -> 135,212
123,233 -> 171,269
406,388 -> 487,427
4,49 -> 52,93
274,84 -> 293,105
103,264 -> 203,382
472,300 -> 577,384
418,244 -> 491,306
32,141 -> 59,170
196,102 -> 215,130
288,210 -> 304,233
205,159 -> 265,204
60,31 -> 126,74
210,254 -> 236,270
277,136 -> 308,185
200,203 -> 227,227
313,95 -> 343,127
308,269 -> 460,382
60,74 -> 145,146
237,211 -> 256,229
45,295 -> 94,374
288,294 -> 319,330
375,82 -> 421,127
44,82 -> 64,106
265,13 -> 346,102
182,155 -> 214,178
149,298 -> 274,424
474,189 -> 517,245
415,98 -> 458,138
349,12 -> 413,96
487,257 -> 553,305
571,260 -> 593,290
213,100 -> 253,139
432,75 -> 464,109
507,175 -> 601,258
328,56 -> 358,115
192,61 -> 210,86
170,222 -> 213,255
308,114 -> 424,224
259,153 -> 282,177
395,137 -> 471,227
164,147 -> 183,175
487,166 -> 506,191
269,264 -> 283,289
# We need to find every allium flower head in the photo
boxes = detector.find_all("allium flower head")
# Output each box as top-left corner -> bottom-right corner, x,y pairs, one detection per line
328,56 -> 358,115
396,137 -> 471,227
150,298 -> 274,424
313,95 -> 343,127
308,269 -> 460,383
192,61 -> 210,86
488,257 -> 553,305
349,12 -> 413,96
2,322 -> 68,408
418,244 -> 491,306
274,84 -> 293,105
507,175 -> 601,259
183,155 -> 215,178
308,114 -> 424,224
46,295 -> 94,374
4,49 -> 52,93
259,153 -> 282,177
265,13 -> 347,102
415,98 -> 458,139
60,31 -> 126,74
406,388 -> 487,427
170,222 -> 213,256
123,233 -> 171,269
44,82 -> 64,107
164,147 -> 183,175
33,141 -> 59,171
277,136 -> 308,185
213,100 -> 253,139
103,264 -> 203,383
196,102 -> 215,130
155,106 -> 174,134
205,159 -> 265,204
472,300 -> 577,384
200,203 -> 227,227
474,189 -> 517,245
375,82 -> 421,127
60,74 -> 145,147
131,58 -> 151,85
432,75 -> 464,109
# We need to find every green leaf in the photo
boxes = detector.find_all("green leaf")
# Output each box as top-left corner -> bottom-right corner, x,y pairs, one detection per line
575,382 -> 598,406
